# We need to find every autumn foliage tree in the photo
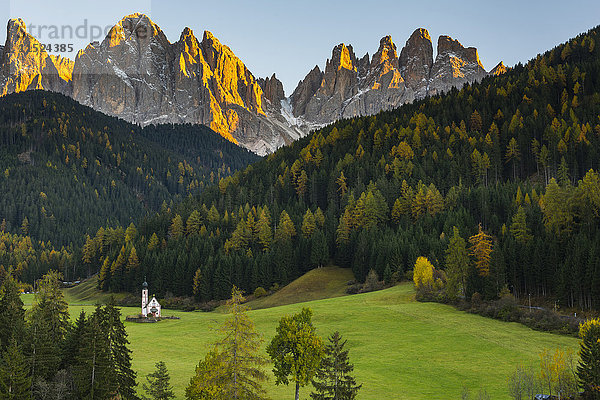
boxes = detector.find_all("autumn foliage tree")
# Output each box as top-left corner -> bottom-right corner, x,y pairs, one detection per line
445,227 -> 469,299
469,224 -> 493,277
267,308 -> 324,400
214,287 -> 269,400
186,287 -> 268,400
577,318 -> 600,397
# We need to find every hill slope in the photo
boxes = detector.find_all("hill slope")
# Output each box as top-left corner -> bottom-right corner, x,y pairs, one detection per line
245,266 -> 353,310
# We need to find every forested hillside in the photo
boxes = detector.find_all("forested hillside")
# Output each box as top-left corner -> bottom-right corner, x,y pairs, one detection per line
0,91 -> 258,281
89,26 -> 600,310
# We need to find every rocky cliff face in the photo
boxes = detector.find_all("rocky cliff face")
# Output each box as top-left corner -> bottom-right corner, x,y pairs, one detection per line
70,14 -> 301,154
0,17 -> 505,155
257,73 -> 285,108
0,19 -> 71,96
0,14 -> 302,155
398,28 -> 433,97
427,35 -> 487,96
291,28 -> 503,130
291,36 -> 414,128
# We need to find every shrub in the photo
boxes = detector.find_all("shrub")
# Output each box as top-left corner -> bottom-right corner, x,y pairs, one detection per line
471,292 -> 482,309
345,284 -> 362,295
254,286 -> 267,298
361,269 -> 383,293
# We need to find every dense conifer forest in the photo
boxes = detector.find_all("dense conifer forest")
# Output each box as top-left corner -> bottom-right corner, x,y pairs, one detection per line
87,26 -> 600,311
0,91 -> 258,280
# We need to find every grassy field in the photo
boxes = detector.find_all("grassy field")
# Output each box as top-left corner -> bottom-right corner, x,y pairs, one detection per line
22,271 -> 580,399
73,285 -> 578,399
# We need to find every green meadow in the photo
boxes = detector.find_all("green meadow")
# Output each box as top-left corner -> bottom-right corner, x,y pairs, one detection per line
22,271 -> 579,399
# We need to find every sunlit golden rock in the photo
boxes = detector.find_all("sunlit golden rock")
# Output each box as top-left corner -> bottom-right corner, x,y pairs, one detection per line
69,14 -> 301,154
0,19 -> 72,96
490,61 -> 508,76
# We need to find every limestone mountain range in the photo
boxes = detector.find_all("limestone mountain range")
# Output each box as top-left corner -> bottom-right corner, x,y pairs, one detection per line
0,14 -> 506,155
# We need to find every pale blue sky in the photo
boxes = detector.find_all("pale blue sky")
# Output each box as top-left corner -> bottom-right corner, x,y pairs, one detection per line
1,0 -> 599,93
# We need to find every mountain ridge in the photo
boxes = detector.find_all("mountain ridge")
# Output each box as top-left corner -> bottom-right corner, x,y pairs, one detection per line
0,14 -> 504,155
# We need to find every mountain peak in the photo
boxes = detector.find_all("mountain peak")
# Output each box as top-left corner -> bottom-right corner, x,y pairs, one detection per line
490,61 -> 507,76
413,28 -> 431,42
203,30 -> 218,42
0,17 -> 72,95
330,43 -> 357,72
290,64 -> 324,117
258,73 -> 285,107
105,13 -> 168,48
180,27 -> 195,40
123,12 -> 150,19
437,35 -> 464,55
437,35 -> 484,69
372,35 -> 398,68
201,30 -> 230,71
399,28 -> 433,94
7,18 -> 26,32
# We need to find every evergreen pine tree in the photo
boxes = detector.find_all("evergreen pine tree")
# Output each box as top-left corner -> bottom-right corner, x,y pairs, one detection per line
142,361 -> 175,400
445,227 -> 470,300
102,298 -> 139,400
0,338 -> 31,400
311,331 -> 361,400
311,229 -> 329,268
0,274 -> 25,352
73,306 -> 112,400
26,270 -> 70,381
62,310 -> 87,369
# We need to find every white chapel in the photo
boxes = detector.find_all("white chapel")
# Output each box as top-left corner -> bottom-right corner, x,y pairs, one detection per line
141,280 -> 161,317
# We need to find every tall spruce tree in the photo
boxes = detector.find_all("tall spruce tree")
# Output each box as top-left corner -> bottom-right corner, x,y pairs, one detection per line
0,338 -> 31,400
142,361 -> 175,400
27,270 -> 70,382
102,298 -> 139,400
311,331 -> 361,400
30,270 -> 70,343
0,274 -> 25,352
73,302 -> 138,400
73,306 -> 112,400
62,310 -> 87,370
